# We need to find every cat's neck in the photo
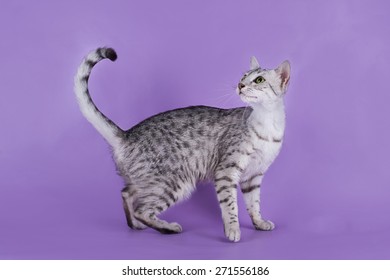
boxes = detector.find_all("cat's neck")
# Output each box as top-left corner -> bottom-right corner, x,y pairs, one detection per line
247,99 -> 286,137
248,100 -> 285,124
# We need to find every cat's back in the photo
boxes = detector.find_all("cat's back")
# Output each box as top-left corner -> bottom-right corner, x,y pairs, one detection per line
124,105 -> 250,141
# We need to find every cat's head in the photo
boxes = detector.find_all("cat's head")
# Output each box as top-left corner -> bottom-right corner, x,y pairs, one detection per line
237,57 -> 290,106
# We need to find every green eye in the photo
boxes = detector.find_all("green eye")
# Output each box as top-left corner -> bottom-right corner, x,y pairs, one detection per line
254,76 -> 265,84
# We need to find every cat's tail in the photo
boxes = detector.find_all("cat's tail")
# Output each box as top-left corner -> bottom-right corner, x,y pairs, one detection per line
74,47 -> 124,148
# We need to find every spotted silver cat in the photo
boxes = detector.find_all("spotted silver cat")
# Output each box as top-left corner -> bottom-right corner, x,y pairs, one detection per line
74,47 -> 290,242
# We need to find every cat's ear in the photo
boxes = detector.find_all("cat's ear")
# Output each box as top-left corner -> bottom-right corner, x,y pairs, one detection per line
276,60 -> 291,92
250,56 -> 260,70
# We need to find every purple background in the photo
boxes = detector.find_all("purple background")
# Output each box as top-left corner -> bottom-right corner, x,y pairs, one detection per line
1,0 -> 389,259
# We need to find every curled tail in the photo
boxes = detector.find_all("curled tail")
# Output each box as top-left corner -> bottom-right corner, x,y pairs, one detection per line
74,47 -> 123,148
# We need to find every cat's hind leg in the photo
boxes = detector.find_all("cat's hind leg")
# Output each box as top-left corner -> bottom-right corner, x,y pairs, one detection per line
133,189 -> 182,234
121,186 -> 147,230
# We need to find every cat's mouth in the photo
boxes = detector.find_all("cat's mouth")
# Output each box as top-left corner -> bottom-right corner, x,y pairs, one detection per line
239,92 -> 258,101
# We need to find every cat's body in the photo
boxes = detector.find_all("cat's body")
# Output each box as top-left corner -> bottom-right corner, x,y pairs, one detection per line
74,47 -> 290,242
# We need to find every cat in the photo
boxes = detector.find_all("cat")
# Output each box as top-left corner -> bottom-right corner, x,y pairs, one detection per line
74,47 -> 290,242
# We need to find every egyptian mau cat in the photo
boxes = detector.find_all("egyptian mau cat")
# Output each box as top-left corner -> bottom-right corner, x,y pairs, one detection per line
74,47 -> 290,242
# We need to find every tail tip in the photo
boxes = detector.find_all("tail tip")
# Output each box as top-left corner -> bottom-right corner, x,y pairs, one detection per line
104,48 -> 117,61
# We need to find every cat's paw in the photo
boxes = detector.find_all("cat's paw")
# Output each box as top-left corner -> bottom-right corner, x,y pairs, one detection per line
158,222 -> 182,234
254,219 -> 275,231
225,227 -> 241,242
168,222 -> 183,233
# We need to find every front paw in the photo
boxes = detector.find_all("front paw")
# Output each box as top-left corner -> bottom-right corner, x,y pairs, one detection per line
253,219 -> 275,231
224,225 -> 241,242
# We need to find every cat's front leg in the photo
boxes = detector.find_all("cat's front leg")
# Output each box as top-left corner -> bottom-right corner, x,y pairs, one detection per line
214,169 -> 241,242
240,173 -> 275,231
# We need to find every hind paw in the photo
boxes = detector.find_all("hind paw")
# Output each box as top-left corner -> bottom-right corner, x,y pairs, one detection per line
158,222 -> 182,234
168,222 -> 182,233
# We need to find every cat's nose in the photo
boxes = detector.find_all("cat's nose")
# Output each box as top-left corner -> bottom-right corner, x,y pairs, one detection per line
238,83 -> 245,90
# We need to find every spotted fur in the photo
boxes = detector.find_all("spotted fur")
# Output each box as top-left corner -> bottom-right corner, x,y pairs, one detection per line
74,48 -> 291,242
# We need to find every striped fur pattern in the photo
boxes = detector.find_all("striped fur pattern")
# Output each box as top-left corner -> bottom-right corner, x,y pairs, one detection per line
74,48 -> 291,242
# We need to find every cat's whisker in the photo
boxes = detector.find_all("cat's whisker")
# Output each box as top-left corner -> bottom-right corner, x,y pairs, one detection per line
214,83 -> 237,92
206,90 -> 238,107
220,94 -> 237,108
211,92 -> 234,100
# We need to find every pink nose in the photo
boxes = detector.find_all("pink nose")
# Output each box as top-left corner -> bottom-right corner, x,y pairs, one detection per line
238,83 -> 245,90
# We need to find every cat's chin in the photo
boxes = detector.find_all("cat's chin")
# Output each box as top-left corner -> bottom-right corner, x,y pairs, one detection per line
239,94 -> 258,104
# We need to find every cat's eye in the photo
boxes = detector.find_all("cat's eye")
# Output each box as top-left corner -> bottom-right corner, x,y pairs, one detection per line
254,76 -> 265,84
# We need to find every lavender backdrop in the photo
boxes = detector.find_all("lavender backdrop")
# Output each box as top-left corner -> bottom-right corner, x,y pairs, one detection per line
1,0 -> 389,259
